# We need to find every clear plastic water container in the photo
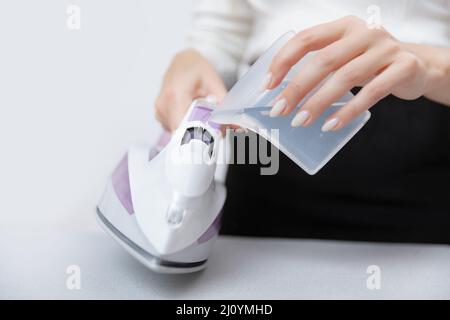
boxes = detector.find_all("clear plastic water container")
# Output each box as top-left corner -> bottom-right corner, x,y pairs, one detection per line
210,32 -> 370,175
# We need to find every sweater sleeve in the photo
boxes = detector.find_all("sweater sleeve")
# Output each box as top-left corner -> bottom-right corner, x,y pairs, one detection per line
186,0 -> 254,88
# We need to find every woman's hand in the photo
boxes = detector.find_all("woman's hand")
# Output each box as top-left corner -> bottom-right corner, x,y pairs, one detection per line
266,15 -> 450,131
155,49 -> 227,131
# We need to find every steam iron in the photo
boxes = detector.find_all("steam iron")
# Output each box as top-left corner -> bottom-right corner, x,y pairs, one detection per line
97,100 -> 227,273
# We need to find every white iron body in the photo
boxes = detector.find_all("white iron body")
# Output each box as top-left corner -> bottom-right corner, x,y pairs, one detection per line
97,101 -> 227,273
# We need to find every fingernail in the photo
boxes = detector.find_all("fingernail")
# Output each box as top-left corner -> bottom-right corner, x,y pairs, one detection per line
205,95 -> 218,104
291,110 -> 310,127
262,72 -> 273,91
322,118 -> 340,132
234,128 -> 247,134
269,98 -> 286,117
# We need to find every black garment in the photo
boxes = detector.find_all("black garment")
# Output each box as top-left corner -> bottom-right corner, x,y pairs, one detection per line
221,92 -> 450,244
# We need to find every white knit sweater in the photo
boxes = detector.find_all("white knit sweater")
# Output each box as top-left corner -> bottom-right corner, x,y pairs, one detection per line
187,0 -> 450,87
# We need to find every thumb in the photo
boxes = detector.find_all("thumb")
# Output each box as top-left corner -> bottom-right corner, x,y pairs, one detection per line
168,92 -> 193,131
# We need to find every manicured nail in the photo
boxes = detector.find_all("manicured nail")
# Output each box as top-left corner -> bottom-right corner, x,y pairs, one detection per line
321,118 -> 340,132
234,128 -> 247,134
262,72 -> 273,91
291,110 -> 310,127
270,98 -> 286,117
205,95 -> 218,104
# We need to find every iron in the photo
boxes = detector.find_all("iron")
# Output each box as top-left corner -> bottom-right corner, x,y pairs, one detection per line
97,100 -> 227,273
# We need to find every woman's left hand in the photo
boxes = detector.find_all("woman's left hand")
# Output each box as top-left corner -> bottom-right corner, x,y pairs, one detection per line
266,15 -> 450,131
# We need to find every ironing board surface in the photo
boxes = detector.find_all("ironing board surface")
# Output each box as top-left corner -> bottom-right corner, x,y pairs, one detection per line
1,227 -> 449,299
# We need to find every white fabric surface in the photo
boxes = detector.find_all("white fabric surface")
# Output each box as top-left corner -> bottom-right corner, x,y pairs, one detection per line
1,227 -> 449,299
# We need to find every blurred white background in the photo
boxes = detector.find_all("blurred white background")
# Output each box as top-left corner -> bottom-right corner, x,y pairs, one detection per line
0,0 -> 194,232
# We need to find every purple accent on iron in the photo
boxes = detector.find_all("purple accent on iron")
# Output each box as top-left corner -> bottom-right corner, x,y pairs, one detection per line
197,211 -> 222,244
149,131 -> 172,160
188,106 -> 222,131
157,131 -> 172,147
111,154 -> 134,215
188,106 -> 213,122
207,120 -> 222,130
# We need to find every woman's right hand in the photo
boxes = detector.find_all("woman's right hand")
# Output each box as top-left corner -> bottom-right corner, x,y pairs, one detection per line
154,49 -> 227,132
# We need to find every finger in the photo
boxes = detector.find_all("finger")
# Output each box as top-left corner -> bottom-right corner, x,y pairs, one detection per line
171,93 -> 194,131
268,16 -> 354,89
155,90 -> 192,132
290,47 -> 393,127
204,68 -> 227,102
271,34 -> 369,117
322,57 -> 416,131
